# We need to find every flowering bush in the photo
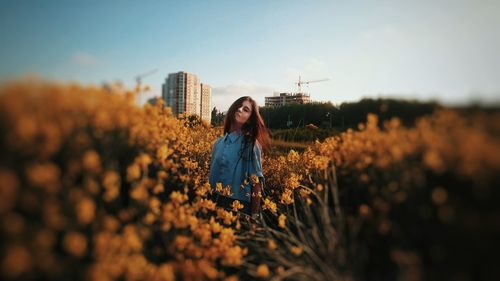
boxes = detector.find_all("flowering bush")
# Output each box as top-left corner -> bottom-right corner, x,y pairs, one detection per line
0,80 -> 236,280
1,80 -> 498,281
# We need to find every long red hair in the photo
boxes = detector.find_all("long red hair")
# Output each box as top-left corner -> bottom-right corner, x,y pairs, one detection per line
223,96 -> 270,149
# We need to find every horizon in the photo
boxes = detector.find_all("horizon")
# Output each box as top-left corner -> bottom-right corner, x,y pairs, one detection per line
1,0 -> 499,111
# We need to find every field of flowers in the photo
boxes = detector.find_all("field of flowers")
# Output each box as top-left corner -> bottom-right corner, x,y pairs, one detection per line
1,80 -> 499,281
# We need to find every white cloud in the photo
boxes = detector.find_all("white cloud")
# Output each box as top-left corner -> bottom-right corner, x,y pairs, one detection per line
212,81 -> 275,112
71,52 -> 101,67
361,26 -> 399,41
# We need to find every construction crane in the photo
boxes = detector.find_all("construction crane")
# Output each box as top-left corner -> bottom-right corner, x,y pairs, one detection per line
134,68 -> 158,91
295,75 -> 329,93
134,68 -> 157,105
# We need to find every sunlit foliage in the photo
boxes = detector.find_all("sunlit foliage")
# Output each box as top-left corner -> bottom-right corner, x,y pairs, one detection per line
1,80 -> 498,281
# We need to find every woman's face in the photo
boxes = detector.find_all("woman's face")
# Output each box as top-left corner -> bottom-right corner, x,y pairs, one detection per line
234,100 -> 252,127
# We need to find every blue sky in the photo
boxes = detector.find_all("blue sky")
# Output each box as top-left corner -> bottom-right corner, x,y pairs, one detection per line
1,0 -> 499,111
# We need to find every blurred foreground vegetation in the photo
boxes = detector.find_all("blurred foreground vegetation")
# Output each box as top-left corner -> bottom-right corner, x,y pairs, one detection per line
1,80 -> 499,281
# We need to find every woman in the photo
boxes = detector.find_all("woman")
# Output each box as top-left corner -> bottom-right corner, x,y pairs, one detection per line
209,96 -> 270,218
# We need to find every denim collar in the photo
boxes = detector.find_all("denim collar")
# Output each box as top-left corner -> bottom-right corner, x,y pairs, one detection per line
225,130 -> 243,143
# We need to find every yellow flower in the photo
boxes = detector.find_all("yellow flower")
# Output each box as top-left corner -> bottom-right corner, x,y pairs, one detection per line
157,170 -> 168,180
250,174 -> 260,184
290,246 -> 303,256
431,187 -> 448,205
280,189 -> 293,205
267,239 -> 277,250
366,113 -> 378,130
283,173 -> 301,190
275,266 -> 285,275
76,196 -> 95,225
170,191 -> 188,205
82,150 -> 101,173
130,184 -> 149,202
278,214 -> 286,228
262,198 -> 277,213
215,182 -> 223,192
62,231 -> 87,258
231,200 -> 244,212
287,149 -> 300,162
222,245 -> 244,266
198,260 -> 218,279
173,235 -> 192,251
208,216 -> 222,234
256,264 -> 270,278
241,178 -> 249,187
1,245 -> 32,278
424,150 -> 444,172
138,153 -> 152,169
224,276 -> 238,281
153,183 -> 164,194
149,197 -> 161,214
102,215 -> 120,232
195,182 -> 211,197
102,170 -> 120,202
26,162 -> 61,193
359,204 -> 372,218
15,116 -> 37,143
152,263 -> 175,281
143,212 -> 156,225
126,164 -> 141,182
199,199 -> 217,212
216,209 -> 236,225
299,188 -> 310,198
123,225 -> 143,251
221,186 -> 233,197
219,227 -> 236,244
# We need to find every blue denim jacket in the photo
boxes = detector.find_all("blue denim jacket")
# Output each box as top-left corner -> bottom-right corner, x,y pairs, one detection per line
209,131 -> 264,202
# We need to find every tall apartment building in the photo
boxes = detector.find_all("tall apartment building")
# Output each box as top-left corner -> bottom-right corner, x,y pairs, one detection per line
162,71 -> 211,122
200,83 -> 212,123
265,92 -> 310,107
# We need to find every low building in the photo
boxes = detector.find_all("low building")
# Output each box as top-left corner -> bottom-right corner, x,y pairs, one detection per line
265,92 -> 311,107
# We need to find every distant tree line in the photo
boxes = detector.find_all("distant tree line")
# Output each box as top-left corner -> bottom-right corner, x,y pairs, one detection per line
211,107 -> 225,126
259,98 -> 441,129
271,127 -> 341,143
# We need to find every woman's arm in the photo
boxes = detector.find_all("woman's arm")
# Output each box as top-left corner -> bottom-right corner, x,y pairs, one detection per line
208,138 -> 222,189
250,142 -> 264,217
